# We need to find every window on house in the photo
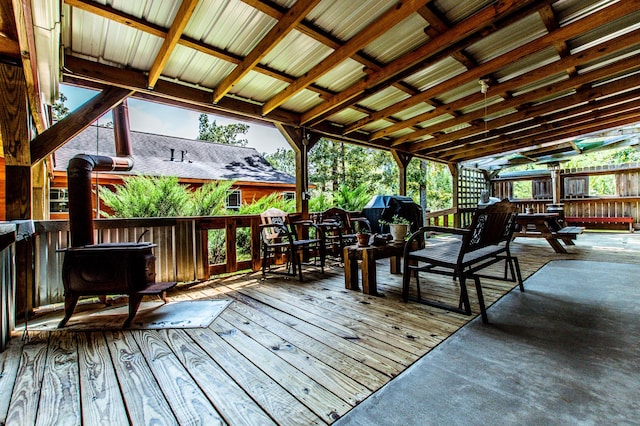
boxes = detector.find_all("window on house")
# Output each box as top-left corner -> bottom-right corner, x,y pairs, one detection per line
283,191 -> 295,201
226,190 -> 241,210
50,188 -> 69,213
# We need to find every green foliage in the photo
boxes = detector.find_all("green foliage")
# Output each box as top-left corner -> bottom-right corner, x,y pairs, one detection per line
198,114 -> 250,146
590,175 -> 615,196
265,148 -> 296,176
308,190 -> 333,212
266,138 -> 455,213
99,176 -> 236,218
188,181 -> 235,216
52,93 -> 69,121
237,192 -> 295,214
512,180 -> 532,199
379,214 -> 410,225
100,176 -> 190,218
333,184 -> 371,211
563,146 -> 640,168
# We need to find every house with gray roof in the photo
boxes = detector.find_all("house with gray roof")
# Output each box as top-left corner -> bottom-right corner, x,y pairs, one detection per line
49,125 -> 297,218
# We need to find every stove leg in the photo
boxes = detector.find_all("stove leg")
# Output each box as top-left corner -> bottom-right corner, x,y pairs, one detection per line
58,294 -> 80,328
124,293 -> 144,328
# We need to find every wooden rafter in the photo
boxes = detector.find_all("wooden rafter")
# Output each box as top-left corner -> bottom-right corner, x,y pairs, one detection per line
11,0 -> 46,133
147,0 -> 199,89
262,0 -> 427,115
302,0 -> 543,127
213,0 -> 322,103
30,86 -> 133,163
423,81 -> 640,157
442,99 -> 640,162
406,51 -> 640,153
345,0 -> 635,136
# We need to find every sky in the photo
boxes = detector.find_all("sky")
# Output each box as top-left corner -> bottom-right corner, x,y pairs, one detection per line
60,84 -> 291,155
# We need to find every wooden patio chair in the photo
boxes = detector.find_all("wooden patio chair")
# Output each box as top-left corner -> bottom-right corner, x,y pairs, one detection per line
402,199 -> 523,323
260,208 -> 325,281
318,207 -> 370,261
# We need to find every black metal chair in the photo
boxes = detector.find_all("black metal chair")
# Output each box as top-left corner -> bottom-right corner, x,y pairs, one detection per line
402,199 -> 523,323
260,208 -> 325,281
318,207 -> 370,261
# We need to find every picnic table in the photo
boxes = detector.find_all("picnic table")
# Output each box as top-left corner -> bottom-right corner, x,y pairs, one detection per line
514,213 -> 583,253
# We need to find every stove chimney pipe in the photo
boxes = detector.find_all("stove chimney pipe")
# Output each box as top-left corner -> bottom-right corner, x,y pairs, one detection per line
113,100 -> 132,157
67,155 -> 133,247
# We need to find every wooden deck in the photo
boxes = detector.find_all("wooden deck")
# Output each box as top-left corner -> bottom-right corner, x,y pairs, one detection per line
2,232 -> 639,425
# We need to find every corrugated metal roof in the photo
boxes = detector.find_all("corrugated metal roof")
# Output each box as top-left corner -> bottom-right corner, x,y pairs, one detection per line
36,0 -> 639,170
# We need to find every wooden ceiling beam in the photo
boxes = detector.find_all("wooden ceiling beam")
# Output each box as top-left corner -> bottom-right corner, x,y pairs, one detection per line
445,113 -> 640,163
346,0 -> 638,136
30,86 -> 133,163
213,0 -> 321,103
262,0 -> 427,115
375,24 -> 640,143
424,83 -> 640,157
302,0 -> 544,127
62,55 -> 299,125
147,0 -> 198,89
64,0 -> 335,100
11,0 -> 46,133
442,102 -> 640,163
401,46 -> 640,151
241,0 -> 419,97
301,0 -> 554,127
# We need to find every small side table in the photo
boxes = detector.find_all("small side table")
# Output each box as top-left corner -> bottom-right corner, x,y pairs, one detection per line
343,241 -> 405,296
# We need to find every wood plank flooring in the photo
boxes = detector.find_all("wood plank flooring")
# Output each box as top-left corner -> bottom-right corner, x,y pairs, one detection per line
1,232 -> 638,425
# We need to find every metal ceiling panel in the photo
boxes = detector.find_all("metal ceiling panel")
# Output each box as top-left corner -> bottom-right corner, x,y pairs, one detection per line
52,0 -> 640,168
464,13 -> 548,64
306,0 -> 398,41
492,47 -> 560,83
363,14 -> 430,63
434,0 -> 494,24
262,31 -> 333,76
315,59 -> 367,92
281,89 -> 325,114
404,56 -> 467,92
192,0 -> 276,56
324,108 -> 368,126
233,71 -> 289,104
357,87 -> 410,112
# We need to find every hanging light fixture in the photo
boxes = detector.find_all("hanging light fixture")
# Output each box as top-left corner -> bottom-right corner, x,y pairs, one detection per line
479,79 -> 490,135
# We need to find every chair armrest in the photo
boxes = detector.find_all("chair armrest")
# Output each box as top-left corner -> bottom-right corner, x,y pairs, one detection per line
290,220 -> 323,241
413,225 -> 468,236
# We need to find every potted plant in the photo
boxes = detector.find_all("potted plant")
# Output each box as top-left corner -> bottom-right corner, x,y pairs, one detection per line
355,224 -> 371,247
380,215 -> 411,242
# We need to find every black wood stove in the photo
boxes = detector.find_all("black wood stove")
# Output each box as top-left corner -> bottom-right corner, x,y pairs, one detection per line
58,103 -> 176,328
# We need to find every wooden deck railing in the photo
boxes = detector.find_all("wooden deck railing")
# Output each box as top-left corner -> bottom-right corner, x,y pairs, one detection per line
508,197 -> 639,226
33,215 -> 263,309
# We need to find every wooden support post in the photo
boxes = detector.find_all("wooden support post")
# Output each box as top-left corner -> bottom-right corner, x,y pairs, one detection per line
551,166 -> 561,204
391,150 -> 412,196
275,124 -> 319,217
449,163 -> 460,228
0,63 -> 33,319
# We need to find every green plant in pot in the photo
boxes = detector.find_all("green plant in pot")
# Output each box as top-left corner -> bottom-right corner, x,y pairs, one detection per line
355,223 -> 371,247
380,215 -> 411,242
